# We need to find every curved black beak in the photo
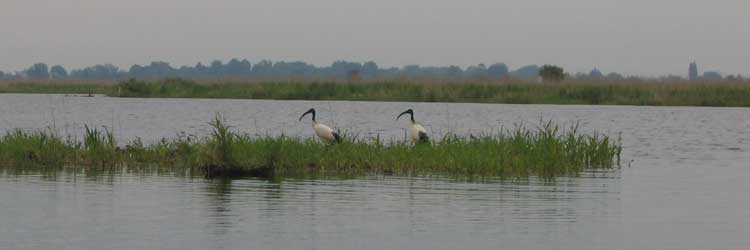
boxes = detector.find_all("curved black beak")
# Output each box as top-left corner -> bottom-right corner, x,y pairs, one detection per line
396,109 -> 414,122
299,108 -> 316,121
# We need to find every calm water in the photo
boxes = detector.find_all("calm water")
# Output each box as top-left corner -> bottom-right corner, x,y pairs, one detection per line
1,94 -> 749,250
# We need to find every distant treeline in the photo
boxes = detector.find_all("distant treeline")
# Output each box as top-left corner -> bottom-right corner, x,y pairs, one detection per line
1,60 -> 743,82
2,60 -> 535,81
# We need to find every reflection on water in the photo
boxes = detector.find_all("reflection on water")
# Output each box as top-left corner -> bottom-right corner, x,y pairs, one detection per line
0,171 -> 621,250
205,178 -> 233,237
1,94 -> 750,249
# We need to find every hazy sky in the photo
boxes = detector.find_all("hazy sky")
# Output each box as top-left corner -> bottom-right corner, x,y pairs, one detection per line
2,0 -> 748,76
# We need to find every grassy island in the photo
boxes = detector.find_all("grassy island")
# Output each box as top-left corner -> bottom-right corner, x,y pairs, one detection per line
0,116 -> 621,179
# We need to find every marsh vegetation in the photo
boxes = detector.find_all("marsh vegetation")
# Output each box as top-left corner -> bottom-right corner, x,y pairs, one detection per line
0,115 -> 621,179
3,78 -> 750,107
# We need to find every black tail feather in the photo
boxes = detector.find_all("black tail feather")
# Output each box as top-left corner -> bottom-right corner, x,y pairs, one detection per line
417,131 -> 430,144
332,131 -> 342,143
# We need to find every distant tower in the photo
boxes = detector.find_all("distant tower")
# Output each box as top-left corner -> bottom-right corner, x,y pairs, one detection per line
689,62 -> 698,81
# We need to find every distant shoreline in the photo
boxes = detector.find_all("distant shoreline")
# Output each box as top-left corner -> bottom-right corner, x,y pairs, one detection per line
2,78 -> 750,107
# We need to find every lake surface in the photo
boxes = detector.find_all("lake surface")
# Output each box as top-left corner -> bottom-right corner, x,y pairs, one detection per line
1,94 -> 749,250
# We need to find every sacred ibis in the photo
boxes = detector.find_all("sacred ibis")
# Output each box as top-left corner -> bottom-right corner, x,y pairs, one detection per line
299,108 -> 341,144
396,109 -> 429,144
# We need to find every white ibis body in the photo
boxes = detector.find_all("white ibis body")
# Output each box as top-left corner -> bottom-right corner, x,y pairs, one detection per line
299,108 -> 341,144
397,109 -> 429,144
